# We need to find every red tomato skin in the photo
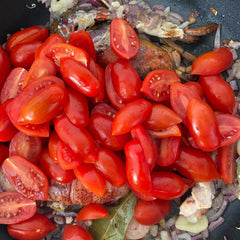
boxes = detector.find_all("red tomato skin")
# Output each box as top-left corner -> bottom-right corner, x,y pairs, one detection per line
0,45 -> 11,89
63,225 -> 94,240
186,97 -> 221,152
90,102 -> 118,118
60,58 -> 101,97
199,74 -> 235,114
184,81 -> 204,99
141,69 -> 180,102
174,146 -> 220,182
133,199 -> 171,225
7,213 -> 57,240
9,131 -> 42,165
75,203 -> 109,222
125,140 -> 152,194
48,130 -> 61,162
191,47 -> 233,75
69,30 -> 96,61
0,67 -> 28,104
111,59 -> 142,101
64,88 -> 89,127
131,125 -> 157,171
0,192 -> 37,224
40,148 -> 76,183
10,41 -> 42,69
74,163 -> 106,197
112,98 -> 152,135
95,147 -> 127,187
110,18 -> 140,59
2,155 -> 49,200
217,143 -> 237,184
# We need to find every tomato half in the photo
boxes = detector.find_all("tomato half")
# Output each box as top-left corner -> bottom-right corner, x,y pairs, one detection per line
75,204 -> 109,222
147,124 -> 182,138
0,192 -> 36,224
2,155 -> 49,200
48,130 -> 61,162
90,102 -> 118,118
63,225 -> 94,240
141,69 -> 180,102
191,47 -> 233,75
110,18 -> 140,59
0,45 -> 11,89
184,81 -> 204,99
7,213 -> 57,240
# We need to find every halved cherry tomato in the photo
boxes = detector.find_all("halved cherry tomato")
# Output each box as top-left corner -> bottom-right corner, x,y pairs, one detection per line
216,113 -> 240,146
64,88 -> 89,127
199,74 -> 235,114
74,162 -> 106,197
191,47 -> 233,75
60,58 -> 101,97
90,102 -> 117,118
184,81 -> 204,99
112,98 -> 152,135
57,141 -> 82,170
217,143 -> 237,184
7,213 -> 57,240
48,130 -> 61,162
75,204 -> 109,222
174,146 -> 220,182
131,125 -> 157,171
186,97 -> 221,152
0,67 -> 28,104
88,113 -> 130,151
69,30 -> 96,61
10,41 -> 42,69
110,18 -> 140,59
143,103 -> 182,130
35,33 -> 65,59
125,140 -> 152,194
133,199 -> 171,225
63,225 -> 94,240
18,84 -> 68,124
95,147 -> 127,187
155,136 -> 181,167
0,192 -> 36,224
2,155 -> 49,200
39,148 -> 76,183
5,26 -> 49,53
0,45 -> 11,88
0,143 -> 9,165
9,131 -> 42,165
141,69 -> 180,102
111,59 -> 142,101
47,42 -> 90,67
147,124 -> 181,138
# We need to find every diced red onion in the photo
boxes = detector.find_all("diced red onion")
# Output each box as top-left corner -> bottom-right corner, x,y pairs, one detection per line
163,216 -> 177,230
170,230 -> 178,240
207,199 -> 228,222
177,232 -> 192,240
169,11 -> 184,22
214,24 -> 221,49
230,80 -> 239,91
179,21 -> 190,29
208,217 -> 225,232
152,5 -> 165,11
229,41 -> 240,49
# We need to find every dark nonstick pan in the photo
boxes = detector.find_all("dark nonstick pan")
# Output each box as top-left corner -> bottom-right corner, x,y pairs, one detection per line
0,0 -> 240,239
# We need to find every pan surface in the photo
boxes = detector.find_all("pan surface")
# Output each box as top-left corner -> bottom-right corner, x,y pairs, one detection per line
0,0 -> 240,239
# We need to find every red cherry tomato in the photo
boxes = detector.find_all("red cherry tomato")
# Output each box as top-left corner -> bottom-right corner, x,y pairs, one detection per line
174,146 -> 220,182
75,203 -> 109,222
48,130 -> 61,162
39,148 -> 76,183
125,140 -> 152,194
7,213 -> 57,240
0,192 -> 36,224
2,155 -> 49,200
74,162 -> 106,197
110,18 -> 140,59
10,41 -> 42,69
184,81 -> 204,99
60,58 -> 101,97
133,199 -> 171,225
186,97 -> 221,152
9,131 -> 42,165
112,98 -> 152,135
0,143 -> 9,165
216,113 -> 240,146
147,124 -> 182,138
191,47 -> 233,75
0,45 -> 11,88
199,74 -> 235,114
5,26 -> 49,53
143,103 -> 182,130
141,69 -> 180,102
90,102 -> 117,118
63,225 -> 94,240
69,30 -> 96,61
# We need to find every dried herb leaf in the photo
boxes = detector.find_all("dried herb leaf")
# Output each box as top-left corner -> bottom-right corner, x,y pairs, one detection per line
89,192 -> 137,240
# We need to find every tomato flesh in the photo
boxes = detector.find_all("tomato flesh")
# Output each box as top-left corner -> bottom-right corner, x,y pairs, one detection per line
63,225 -> 94,240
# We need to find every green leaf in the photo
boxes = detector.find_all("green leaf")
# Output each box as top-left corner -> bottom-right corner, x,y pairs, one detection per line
89,192 -> 137,240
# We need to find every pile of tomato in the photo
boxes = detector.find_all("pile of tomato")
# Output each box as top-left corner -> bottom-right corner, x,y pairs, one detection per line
0,17 -> 240,240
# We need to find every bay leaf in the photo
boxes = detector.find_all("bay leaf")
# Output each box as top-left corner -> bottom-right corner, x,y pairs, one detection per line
89,192 -> 137,240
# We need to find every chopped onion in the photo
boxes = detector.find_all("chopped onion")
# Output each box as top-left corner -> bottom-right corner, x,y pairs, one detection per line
177,232 -> 192,240
208,217 -> 225,232
207,199 -> 228,222
214,24 -> 221,49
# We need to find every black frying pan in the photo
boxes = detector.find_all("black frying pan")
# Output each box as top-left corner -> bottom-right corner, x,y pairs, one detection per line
0,0 -> 240,239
